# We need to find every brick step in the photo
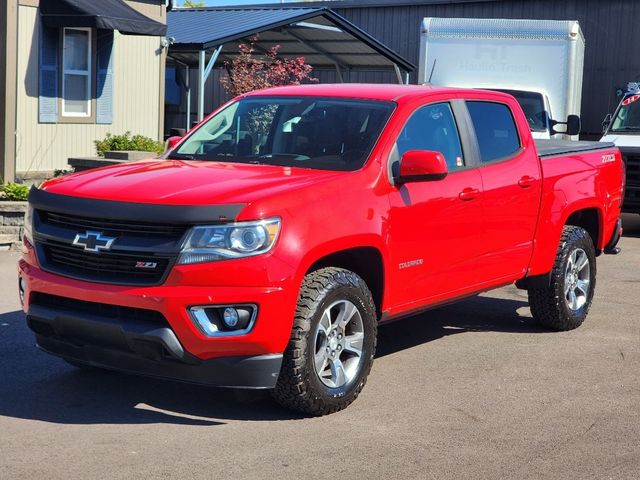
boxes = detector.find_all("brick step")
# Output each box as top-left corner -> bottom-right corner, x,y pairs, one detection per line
0,226 -> 21,234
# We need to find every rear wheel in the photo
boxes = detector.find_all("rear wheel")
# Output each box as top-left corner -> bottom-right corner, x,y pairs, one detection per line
273,267 -> 377,416
528,226 -> 596,331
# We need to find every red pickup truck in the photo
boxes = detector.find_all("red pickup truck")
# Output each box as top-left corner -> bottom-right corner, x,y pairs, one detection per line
19,84 -> 624,415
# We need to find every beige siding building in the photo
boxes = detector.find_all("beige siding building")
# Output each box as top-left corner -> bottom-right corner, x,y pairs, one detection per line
0,0 -> 167,183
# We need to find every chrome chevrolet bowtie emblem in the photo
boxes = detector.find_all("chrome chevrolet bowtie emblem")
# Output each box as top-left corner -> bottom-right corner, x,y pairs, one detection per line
72,231 -> 116,253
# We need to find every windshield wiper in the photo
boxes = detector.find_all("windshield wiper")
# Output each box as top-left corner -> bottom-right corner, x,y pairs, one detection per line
168,153 -> 195,160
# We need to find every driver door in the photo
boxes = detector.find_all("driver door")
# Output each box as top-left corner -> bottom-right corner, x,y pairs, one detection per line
386,101 -> 486,309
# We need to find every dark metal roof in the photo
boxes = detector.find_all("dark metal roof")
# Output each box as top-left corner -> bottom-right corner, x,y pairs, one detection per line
40,0 -> 167,36
169,8 -> 317,49
211,0 -> 504,8
167,7 -> 415,72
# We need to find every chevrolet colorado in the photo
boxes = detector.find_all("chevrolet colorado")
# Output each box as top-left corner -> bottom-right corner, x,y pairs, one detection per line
19,84 -> 624,415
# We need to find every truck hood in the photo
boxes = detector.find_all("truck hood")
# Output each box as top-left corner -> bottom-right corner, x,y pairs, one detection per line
41,159 -> 343,206
601,134 -> 640,147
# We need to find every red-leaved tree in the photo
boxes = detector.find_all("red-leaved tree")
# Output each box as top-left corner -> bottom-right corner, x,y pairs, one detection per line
220,37 -> 316,97
220,38 -> 316,147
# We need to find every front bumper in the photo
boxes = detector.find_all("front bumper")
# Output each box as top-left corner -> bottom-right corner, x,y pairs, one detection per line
27,295 -> 283,388
19,239 -> 300,388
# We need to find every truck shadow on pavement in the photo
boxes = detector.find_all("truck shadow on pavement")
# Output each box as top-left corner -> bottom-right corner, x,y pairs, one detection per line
376,294 -> 543,358
0,294 -> 543,425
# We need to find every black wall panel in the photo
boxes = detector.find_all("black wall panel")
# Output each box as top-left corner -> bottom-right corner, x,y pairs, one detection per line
166,0 -> 638,137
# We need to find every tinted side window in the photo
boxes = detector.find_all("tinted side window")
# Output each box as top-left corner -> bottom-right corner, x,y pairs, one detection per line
396,103 -> 465,171
467,102 -> 520,163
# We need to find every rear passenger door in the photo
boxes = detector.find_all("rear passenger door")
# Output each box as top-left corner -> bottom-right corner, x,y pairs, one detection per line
464,100 -> 542,280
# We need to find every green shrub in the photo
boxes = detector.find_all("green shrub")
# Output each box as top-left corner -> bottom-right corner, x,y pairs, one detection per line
0,183 -> 30,201
94,132 -> 165,157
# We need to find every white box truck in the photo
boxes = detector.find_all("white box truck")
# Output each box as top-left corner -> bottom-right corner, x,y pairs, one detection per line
418,17 -> 585,139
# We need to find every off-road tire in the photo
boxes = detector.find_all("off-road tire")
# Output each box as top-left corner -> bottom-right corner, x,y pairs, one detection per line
272,267 -> 377,416
528,226 -> 597,331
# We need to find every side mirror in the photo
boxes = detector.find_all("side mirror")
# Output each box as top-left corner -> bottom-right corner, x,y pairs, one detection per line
397,150 -> 448,184
602,113 -> 612,133
165,135 -> 183,152
550,114 -> 581,136
169,127 -> 186,137
566,115 -> 581,136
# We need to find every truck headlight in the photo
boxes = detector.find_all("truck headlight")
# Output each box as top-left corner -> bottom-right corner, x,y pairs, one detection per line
177,218 -> 280,265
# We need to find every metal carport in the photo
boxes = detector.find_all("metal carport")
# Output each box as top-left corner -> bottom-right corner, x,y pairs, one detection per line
166,7 -> 415,127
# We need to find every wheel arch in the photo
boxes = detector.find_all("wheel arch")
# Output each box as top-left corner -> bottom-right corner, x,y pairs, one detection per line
520,204 -> 604,286
564,206 -> 603,253
305,246 -> 385,317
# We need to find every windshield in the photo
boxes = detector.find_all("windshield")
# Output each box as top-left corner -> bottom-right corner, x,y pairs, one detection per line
610,94 -> 640,132
492,89 -> 548,132
171,97 -> 395,171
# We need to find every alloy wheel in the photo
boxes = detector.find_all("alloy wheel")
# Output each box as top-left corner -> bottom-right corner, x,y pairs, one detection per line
313,299 -> 365,388
564,247 -> 590,311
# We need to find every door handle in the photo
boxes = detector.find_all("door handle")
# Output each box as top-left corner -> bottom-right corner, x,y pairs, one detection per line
518,176 -> 536,188
459,187 -> 480,201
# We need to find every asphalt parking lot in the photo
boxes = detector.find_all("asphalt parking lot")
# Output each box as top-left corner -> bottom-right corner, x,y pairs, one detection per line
0,216 -> 638,480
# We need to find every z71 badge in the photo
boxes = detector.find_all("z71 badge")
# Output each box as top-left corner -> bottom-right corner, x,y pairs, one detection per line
601,154 -> 616,164
135,261 -> 158,269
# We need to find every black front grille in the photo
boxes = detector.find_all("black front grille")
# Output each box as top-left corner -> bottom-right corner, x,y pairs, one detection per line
38,210 -> 189,238
30,292 -> 168,327
33,208 -> 191,286
623,153 -> 640,210
38,240 -> 173,285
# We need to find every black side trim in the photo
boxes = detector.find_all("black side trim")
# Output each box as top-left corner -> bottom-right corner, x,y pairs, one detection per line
379,280 -> 515,323
29,187 -> 245,224
451,99 -> 481,169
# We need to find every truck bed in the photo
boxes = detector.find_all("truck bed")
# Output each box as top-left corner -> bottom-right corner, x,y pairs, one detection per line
535,139 -> 616,159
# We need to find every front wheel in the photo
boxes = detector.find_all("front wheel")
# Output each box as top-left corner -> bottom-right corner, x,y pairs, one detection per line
273,267 -> 377,416
528,226 -> 597,331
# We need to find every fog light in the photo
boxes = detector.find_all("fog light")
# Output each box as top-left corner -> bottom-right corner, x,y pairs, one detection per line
188,304 -> 256,337
18,277 -> 25,306
223,307 -> 239,328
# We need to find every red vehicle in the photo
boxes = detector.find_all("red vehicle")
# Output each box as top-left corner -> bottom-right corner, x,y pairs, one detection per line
19,84 -> 624,415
